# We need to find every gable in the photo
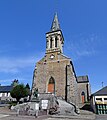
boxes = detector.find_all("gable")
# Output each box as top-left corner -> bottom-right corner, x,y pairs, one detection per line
77,75 -> 89,83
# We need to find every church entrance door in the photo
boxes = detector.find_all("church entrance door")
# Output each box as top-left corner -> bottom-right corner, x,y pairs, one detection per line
48,77 -> 55,93
81,91 -> 85,103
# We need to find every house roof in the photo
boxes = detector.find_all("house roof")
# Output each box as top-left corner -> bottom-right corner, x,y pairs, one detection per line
77,75 -> 89,83
92,86 -> 107,96
0,86 -> 13,93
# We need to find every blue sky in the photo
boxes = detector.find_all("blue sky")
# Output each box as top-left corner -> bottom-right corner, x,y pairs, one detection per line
0,0 -> 107,93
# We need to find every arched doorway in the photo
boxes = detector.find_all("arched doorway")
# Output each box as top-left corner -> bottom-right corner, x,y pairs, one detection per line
81,91 -> 85,103
48,77 -> 55,93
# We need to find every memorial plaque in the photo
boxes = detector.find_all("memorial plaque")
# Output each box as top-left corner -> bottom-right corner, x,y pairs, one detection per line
41,100 -> 48,109
35,103 -> 39,110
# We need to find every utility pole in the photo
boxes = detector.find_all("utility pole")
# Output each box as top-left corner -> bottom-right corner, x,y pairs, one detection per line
102,82 -> 104,88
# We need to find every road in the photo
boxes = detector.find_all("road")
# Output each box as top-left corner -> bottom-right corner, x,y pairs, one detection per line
0,107 -> 107,120
0,114 -> 107,120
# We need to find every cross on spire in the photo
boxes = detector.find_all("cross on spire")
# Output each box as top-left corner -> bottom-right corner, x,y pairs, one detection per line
51,13 -> 60,31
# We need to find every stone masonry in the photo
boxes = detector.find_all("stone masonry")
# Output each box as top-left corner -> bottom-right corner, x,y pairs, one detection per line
31,13 -> 91,109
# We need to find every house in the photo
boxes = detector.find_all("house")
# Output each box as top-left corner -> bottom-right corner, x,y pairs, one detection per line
90,86 -> 107,114
0,85 -> 13,101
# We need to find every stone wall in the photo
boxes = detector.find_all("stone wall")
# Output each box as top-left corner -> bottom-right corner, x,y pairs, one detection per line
77,82 -> 90,104
66,65 -> 79,106
32,52 -> 79,108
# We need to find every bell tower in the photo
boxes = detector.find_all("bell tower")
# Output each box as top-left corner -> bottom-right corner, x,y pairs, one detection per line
32,13 -> 79,110
46,13 -> 64,54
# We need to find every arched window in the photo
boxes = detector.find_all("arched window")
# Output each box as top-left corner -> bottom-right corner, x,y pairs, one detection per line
81,91 -> 85,96
50,37 -> 52,48
55,36 -> 57,47
49,77 -> 55,84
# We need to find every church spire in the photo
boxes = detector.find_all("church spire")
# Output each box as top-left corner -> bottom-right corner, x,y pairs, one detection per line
46,13 -> 64,54
51,13 -> 60,31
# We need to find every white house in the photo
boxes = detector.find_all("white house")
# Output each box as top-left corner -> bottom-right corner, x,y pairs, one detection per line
90,86 -> 107,114
0,85 -> 13,102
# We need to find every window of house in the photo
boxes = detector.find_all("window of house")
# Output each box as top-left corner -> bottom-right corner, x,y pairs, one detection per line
96,98 -> 102,101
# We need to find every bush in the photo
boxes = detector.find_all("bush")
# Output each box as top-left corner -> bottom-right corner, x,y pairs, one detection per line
10,84 -> 29,103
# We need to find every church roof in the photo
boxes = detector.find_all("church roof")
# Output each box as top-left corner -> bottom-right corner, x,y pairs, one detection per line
61,54 -> 70,59
92,86 -> 107,96
77,75 -> 89,83
51,13 -> 60,32
0,85 -> 13,93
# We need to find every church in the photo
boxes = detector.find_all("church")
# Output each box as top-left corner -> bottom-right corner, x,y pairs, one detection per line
32,13 -> 91,108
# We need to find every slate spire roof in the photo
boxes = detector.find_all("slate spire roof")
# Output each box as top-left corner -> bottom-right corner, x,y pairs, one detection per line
51,13 -> 60,31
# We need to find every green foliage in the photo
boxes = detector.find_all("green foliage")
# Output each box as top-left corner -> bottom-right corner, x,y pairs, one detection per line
10,84 -> 29,102
8,101 -> 17,109
25,83 -> 31,96
25,83 -> 30,89
11,79 -> 19,86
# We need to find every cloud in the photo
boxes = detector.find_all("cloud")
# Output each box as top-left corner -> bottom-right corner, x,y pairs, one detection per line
0,68 -> 19,74
0,79 -> 15,86
0,79 -> 12,83
76,50 -> 95,57
0,77 -> 31,86
65,33 -> 98,60
0,54 -> 44,74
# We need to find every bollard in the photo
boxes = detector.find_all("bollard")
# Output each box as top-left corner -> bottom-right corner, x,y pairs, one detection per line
16,109 -> 19,116
35,110 -> 38,118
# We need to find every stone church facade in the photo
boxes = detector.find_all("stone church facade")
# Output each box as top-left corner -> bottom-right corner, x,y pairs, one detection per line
32,13 -> 90,107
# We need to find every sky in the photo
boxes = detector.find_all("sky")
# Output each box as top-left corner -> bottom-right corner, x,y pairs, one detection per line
0,0 -> 107,93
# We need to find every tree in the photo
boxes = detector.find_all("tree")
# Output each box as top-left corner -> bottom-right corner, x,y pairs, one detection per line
25,83 -> 30,89
10,84 -> 29,102
25,83 -> 31,96
11,79 -> 19,86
